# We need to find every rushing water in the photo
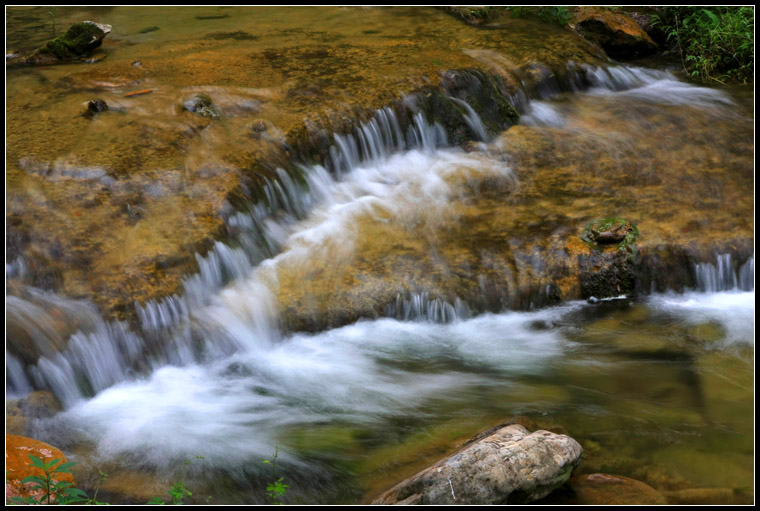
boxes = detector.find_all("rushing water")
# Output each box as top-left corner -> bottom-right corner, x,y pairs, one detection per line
6,6 -> 755,506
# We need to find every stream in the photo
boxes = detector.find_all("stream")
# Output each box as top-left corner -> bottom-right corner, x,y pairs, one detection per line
5,6 -> 754,506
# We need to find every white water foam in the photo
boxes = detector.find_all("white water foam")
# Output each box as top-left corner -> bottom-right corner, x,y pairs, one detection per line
647,290 -> 755,346
56,304 -> 579,468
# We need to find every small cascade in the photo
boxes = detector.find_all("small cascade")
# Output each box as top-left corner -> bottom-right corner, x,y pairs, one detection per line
6,353 -> 32,398
6,256 -> 28,279
694,254 -> 754,292
386,292 -> 472,323
30,321 -> 144,408
738,257 -> 754,291
7,289 -> 144,406
327,107 -> 447,176
449,96 -> 489,141
7,103 -> 488,406
583,65 -> 734,106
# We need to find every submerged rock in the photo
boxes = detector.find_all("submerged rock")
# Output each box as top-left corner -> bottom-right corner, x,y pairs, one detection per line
568,473 -> 667,505
371,424 -> 583,505
663,487 -> 754,505
87,99 -> 109,114
570,7 -> 657,59
6,391 -> 62,435
182,94 -> 221,119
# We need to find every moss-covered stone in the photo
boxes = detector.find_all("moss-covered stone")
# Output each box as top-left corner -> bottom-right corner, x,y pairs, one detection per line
581,217 -> 639,251
37,21 -> 112,61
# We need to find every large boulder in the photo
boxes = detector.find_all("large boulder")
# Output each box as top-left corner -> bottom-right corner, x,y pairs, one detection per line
371,424 -> 583,505
5,434 -> 76,503
570,7 -> 658,59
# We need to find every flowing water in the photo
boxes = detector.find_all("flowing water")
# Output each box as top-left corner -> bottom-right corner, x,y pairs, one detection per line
6,6 -> 755,506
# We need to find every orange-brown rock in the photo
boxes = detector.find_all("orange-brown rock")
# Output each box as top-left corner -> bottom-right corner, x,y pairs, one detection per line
569,473 -> 667,505
5,434 -> 76,503
571,7 -> 658,59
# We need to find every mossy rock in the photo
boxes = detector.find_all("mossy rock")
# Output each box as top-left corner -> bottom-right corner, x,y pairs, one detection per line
580,217 -> 639,253
37,21 -> 112,61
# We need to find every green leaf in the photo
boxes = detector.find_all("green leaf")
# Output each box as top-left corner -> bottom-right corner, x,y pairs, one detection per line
63,487 -> 89,498
55,462 -> 77,473
28,455 -> 46,469
21,475 -> 47,486
702,9 -> 720,27
147,497 -> 166,505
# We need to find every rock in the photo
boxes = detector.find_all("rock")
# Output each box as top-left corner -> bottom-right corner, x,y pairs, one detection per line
569,473 -> 667,505
621,8 -> 668,46
442,7 -> 497,26
579,249 -> 635,299
6,391 -> 62,435
5,434 -> 76,503
663,487 -> 753,505
583,217 -> 638,246
371,424 -> 583,505
31,21 -> 111,65
182,94 -> 221,119
139,26 -> 159,34
87,99 -> 109,114
570,7 -> 658,59
8,21 -> 111,66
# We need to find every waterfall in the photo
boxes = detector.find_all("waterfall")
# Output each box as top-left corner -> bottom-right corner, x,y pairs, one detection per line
7,103 -> 489,406
694,255 -> 754,292
385,292 -> 472,323
449,96 -> 489,141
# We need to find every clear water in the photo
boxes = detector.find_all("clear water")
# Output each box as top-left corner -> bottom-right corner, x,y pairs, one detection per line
6,6 -> 754,506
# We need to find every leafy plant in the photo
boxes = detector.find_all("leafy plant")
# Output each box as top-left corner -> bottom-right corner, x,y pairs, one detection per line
147,456 -> 205,505
262,447 -> 288,505
8,454 -> 89,505
654,7 -> 754,83
87,471 -> 110,505
505,6 -> 572,27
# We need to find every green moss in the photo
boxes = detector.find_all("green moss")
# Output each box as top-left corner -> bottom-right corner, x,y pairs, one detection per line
41,21 -> 108,60
580,217 -> 639,255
